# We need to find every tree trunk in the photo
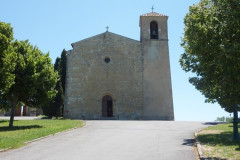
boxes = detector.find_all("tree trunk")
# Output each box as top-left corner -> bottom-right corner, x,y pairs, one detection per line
9,105 -> 15,127
8,97 -> 17,127
232,105 -> 239,141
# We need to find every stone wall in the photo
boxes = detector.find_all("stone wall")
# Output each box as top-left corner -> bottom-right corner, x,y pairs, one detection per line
140,15 -> 174,120
64,32 -> 143,119
142,40 -> 174,120
140,15 -> 168,42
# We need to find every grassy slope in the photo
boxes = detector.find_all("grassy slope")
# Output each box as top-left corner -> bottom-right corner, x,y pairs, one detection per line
0,119 -> 85,149
198,123 -> 240,160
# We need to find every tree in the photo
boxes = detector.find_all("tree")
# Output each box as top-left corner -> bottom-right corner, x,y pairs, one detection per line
53,81 -> 64,116
42,57 -> 64,117
0,21 -> 16,97
2,40 -> 58,127
180,0 -> 240,140
41,80 -> 63,117
41,49 -> 67,117
60,49 -> 67,93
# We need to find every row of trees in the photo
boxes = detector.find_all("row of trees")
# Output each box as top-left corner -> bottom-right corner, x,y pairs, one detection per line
180,0 -> 240,140
42,49 -> 66,117
215,116 -> 234,123
0,21 -> 66,127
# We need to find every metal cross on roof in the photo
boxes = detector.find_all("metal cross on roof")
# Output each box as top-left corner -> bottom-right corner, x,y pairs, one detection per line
106,26 -> 109,32
151,5 -> 155,12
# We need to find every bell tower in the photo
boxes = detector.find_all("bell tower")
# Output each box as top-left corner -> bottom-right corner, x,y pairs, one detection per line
140,12 -> 174,120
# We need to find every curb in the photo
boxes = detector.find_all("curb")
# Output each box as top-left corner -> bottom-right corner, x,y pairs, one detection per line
25,127 -> 78,144
0,124 -> 84,153
0,147 -> 11,153
195,130 -> 205,160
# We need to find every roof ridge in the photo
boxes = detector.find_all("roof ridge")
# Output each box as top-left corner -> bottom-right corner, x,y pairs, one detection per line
141,12 -> 168,17
71,31 -> 140,47
106,31 -> 140,43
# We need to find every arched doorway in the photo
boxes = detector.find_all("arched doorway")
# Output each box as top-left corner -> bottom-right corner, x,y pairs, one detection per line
102,95 -> 113,117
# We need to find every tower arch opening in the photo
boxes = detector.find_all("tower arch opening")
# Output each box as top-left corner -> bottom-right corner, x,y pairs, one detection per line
150,21 -> 158,39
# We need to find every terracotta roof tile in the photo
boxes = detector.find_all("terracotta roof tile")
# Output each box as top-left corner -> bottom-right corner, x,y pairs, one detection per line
139,12 -> 168,26
141,12 -> 168,17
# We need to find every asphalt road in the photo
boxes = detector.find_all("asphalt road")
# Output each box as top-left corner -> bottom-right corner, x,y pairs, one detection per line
0,116 -> 39,120
0,121 -> 211,160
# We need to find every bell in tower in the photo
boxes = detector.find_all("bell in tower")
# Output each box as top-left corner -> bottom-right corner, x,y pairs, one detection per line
150,21 -> 158,39
139,11 -> 168,42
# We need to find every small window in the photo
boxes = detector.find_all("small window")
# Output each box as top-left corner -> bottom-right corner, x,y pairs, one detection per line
150,21 -> 158,39
104,57 -> 110,63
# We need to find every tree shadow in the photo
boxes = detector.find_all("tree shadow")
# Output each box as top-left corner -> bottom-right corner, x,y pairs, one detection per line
182,139 -> 195,146
198,131 -> 240,151
202,122 -> 221,126
38,116 -> 64,120
0,125 -> 42,132
202,157 -> 227,160
228,123 -> 240,128
236,146 -> 240,151
0,120 -> 8,123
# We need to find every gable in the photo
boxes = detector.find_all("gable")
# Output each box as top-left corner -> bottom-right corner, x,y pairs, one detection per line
71,32 -> 140,49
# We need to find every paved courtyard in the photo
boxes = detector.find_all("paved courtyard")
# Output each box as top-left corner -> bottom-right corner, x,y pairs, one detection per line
0,120 -> 211,160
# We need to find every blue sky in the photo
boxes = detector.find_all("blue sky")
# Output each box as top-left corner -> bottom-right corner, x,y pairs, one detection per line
0,0 -> 232,121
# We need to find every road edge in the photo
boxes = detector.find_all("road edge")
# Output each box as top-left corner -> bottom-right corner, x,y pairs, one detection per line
195,130 -> 205,160
0,121 -> 86,153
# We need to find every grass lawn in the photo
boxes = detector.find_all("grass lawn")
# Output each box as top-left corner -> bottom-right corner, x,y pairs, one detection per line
0,119 -> 85,150
198,123 -> 240,160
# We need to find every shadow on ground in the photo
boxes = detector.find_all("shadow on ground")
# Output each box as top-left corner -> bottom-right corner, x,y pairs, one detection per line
0,125 -> 42,132
198,131 -> 240,151
182,139 -> 195,146
202,122 -> 220,126
0,120 -> 8,123
201,158 -> 227,160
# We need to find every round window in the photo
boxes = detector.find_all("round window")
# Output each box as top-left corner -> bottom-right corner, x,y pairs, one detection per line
104,57 -> 110,63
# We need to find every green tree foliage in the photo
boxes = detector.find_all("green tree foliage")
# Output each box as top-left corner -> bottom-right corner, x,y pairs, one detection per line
41,80 -> 64,117
60,49 -> 67,93
180,0 -> 240,140
42,49 -> 66,117
54,57 -> 61,71
0,21 -> 16,96
1,39 -> 58,127
215,116 -> 234,123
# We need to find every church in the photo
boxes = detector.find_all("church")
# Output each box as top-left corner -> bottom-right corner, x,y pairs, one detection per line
64,11 -> 174,120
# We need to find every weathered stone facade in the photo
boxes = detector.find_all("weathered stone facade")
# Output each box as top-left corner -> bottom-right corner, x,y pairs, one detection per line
64,12 -> 174,120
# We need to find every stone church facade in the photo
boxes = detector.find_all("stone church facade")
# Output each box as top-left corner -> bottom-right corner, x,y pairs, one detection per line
64,12 -> 174,120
